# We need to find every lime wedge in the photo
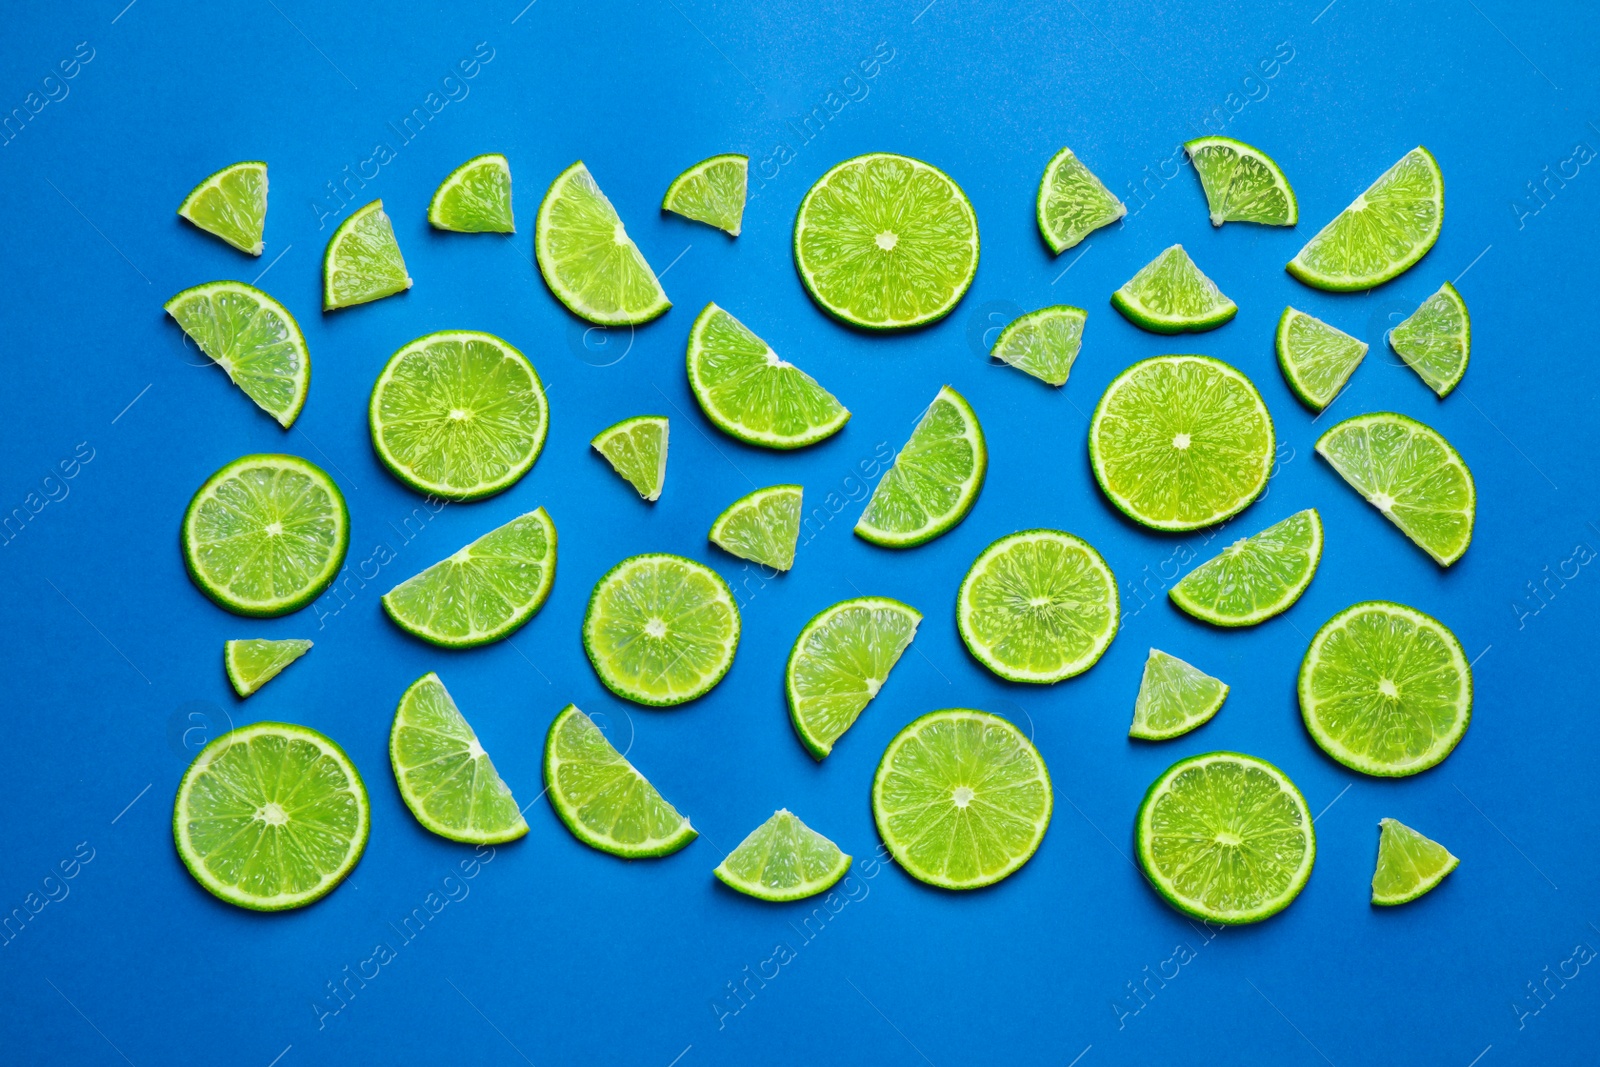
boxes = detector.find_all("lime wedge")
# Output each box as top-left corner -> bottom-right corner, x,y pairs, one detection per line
1089,355 -> 1274,532
1372,818 -> 1459,906
1315,412 -> 1474,565
855,385 -> 986,548
662,153 -> 747,236
709,484 -> 803,571
182,454 -> 349,617
1299,600 -> 1471,777
990,305 -> 1086,387
873,709 -> 1052,890
1112,244 -> 1236,333
1389,282 -> 1470,397
428,153 -> 514,233
1128,650 -> 1229,741
1036,146 -> 1125,253
164,281 -> 309,428
536,161 -> 670,326
173,721 -> 368,911
1184,137 -> 1297,226
390,672 -> 527,845
583,553 -> 740,706
1288,146 -> 1443,291
786,596 -> 921,759
381,507 -> 556,649
714,809 -> 850,902
793,152 -> 979,329
1276,307 -> 1368,411
957,529 -> 1118,684
592,415 -> 668,501
1136,752 -> 1314,924
1170,509 -> 1323,627
369,330 -> 547,500
544,704 -> 695,858
178,161 -> 267,255
323,200 -> 411,310
224,638 -> 311,697
687,303 -> 850,449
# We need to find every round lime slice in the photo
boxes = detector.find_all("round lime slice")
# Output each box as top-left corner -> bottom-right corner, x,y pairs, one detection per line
1184,136 -> 1297,226
1288,146 -> 1443,291
1111,244 -> 1237,334
428,153 -> 514,233
544,704 -> 696,858
662,153 -> 747,236
855,385 -> 986,547
1389,281 -> 1470,397
709,484 -> 803,571
177,160 -> 267,255
786,596 -> 921,759
1276,306 -> 1368,411
323,199 -> 411,310
592,415 -> 668,501
1129,649 -> 1229,741
1036,145 -> 1125,253
714,809 -> 850,902
1169,509 -> 1323,627
990,305 -> 1086,387
1372,818 -> 1458,906
224,638 -> 312,698
536,161 -> 670,326
164,280 -> 310,428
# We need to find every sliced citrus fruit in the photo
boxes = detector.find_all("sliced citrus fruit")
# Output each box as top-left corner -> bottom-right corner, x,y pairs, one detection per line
990,305 -> 1086,387
535,161 -> 670,325
786,596 -> 921,759
544,704 -> 695,858
1111,244 -> 1236,333
592,415 -> 668,501
1288,146 -> 1443,291
428,152 -> 514,233
1036,146 -> 1125,253
164,280 -> 309,428
1184,137 -> 1297,226
1169,509 -> 1323,627
662,153 -> 747,236
709,484 -> 803,571
178,161 -> 267,255
1128,649 -> 1229,740
1372,818 -> 1459,905
323,199 -> 411,310
224,638 -> 311,697
1389,281 -> 1469,397
1276,307 -> 1368,411
714,809 -> 850,902
855,385 -> 986,547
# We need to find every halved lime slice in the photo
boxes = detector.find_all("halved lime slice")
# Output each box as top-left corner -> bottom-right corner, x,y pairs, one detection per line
1170,509 -> 1323,627
1129,649 -> 1229,741
793,153 -> 979,329
583,553 -> 740,706
369,330 -> 548,500
535,161 -> 670,326
178,161 -> 267,255
1372,818 -> 1458,905
1136,751 -> 1314,924
662,153 -> 747,236
1389,282 -> 1470,397
1315,412 -> 1474,565
224,638 -> 311,697
165,280 -> 310,428
709,484 -> 803,571
428,153 -> 514,233
687,303 -> 850,449
592,415 -> 668,501
1112,244 -> 1236,334
544,704 -> 696,858
786,596 -> 920,759
1036,146 -> 1125,253
381,507 -> 556,649
714,809 -> 850,902
855,385 -> 986,547
990,305 -> 1086,387
182,454 -> 349,617
1299,600 -> 1471,777
173,721 -> 368,911
873,709 -> 1052,890
1276,307 -> 1368,411
390,672 -> 527,845
1184,137 -> 1297,226
1089,355 -> 1274,532
1288,146 -> 1443,291
957,529 -> 1118,684
323,200 -> 411,310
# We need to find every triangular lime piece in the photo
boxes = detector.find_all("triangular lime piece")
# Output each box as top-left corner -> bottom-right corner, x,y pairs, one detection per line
536,161 -> 670,325
1288,146 -> 1443,291
709,485 -> 802,571
855,385 -> 986,548
323,200 -> 411,310
1185,137 -> 1297,226
592,415 -> 668,501
1036,146 -> 1125,253
544,705 -> 696,858
1112,244 -> 1236,333
786,596 -> 920,759
1170,509 -> 1323,627
1389,282 -> 1469,397
714,809 -> 851,901
178,161 -> 267,255
1129,649 -> 1229,740
1276,307 -> 1368,411
165,281 -> 310,428
990,305 -> 1086,386
428,153 -> 514,233
224,638 -> 312,697
662,153 -> 747,236
1372,818 -> 1458,905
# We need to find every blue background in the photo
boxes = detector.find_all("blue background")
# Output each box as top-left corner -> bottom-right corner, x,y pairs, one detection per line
2,0 -> 1595,1063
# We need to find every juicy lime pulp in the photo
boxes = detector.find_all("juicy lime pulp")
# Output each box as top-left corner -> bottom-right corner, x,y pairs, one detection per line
224,638 -> 312,698
1129,649 -> 1229,741
1036,146 -> 1125,253
1184,136 -> 1297,226
592,415 -> 668,501
1169,509 -> 1323,627
390,672 -> 527,844
429,153 -> 514,233
1276,307 -> 1368,411
535,161 -> 670,326
543,704 -> 696,858
1372,818 -> 1458,905
990,305 -> 1086,387
1287,146 -> 1443,291
709,484 -> 803,571
662,153 -> 748,236
1111,244 -> 1236,334
855,385 -> 986,547
323,199 -> 411,310
714,809 -> 851,902
1389,281 -> 1470,397
177,161 -> 267,254
786,596 -> 921,759
165,280 -> 309,428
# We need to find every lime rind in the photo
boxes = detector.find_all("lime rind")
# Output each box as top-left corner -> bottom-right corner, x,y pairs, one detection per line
1288,146 -> 1443,291
323,200 -> 412,310
662,153 -> 748,236
709,485 -> 803,571
1128,649 -> 1229,741
1372,817 -> 1459,905
713,809 -> 851,902
164,280 -> 310,428
1112,244 -> 1236,334
855,385 -> 987,548
428,153 -> 515,233
543,704 -> 696,858
786,596 -> 921,760
224,638 -> 312,697
1389,282 -> 1470,397
1036,146 -> 1126,253
1184,136 -> 1297,226
536,161 -> 670,326
1276,307 -> 1368,411
592,415 -> 669,501
177,161 -> 267,255
990,305 -> 1086,387
1169,509 -> 1324,627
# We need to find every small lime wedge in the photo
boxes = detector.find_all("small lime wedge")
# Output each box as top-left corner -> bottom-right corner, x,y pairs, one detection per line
544,705 -> 695,858
1184,137 -> 1297,226
323,200 -> 411,310
1372,818 -> 1459,905
1288,146 -> 1443,291
990,305 -> 1086,387
786,596 -> 920,759
1128,649 -> 1228,740
165,280 -> 309,428
1276,307 -> 1368,411
1170,509 -> 1323,627
428,153 -> 514,233
224,638 -> 312,697
1112,244 -> 1236,334
178,161 -> 267,255
714,809 -> 851,902
855,385 -> 986,547
1389,282 -> 1470,397
709,485 -> 803,571
662,153 -> 747,236
592,415 -> 668,501
1036,146 -> 1125,253
536,161 -> 670,325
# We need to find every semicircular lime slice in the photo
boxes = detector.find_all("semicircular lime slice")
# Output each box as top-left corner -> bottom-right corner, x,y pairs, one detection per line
709,484 -> 803,571
544,704 -> 696,858
1276,307 -> 1368,411
536,161 -> 670,326
1129,649 -> 1229,741
786,596 -> 921,759
1036,146 -> 1125,253
1288,146 -> 1443,291
178,161 -> 267,255
323,199 -> 411,310
1389,281 -> 1470,397
1184,137 -> 1297,226
1170,509 -> 1323,627
428,153 -> 514,233
662,153 -> 747,236
224,638 -> 312,697
990,305 -> 1086,387
1112,244 -> 1236,334
1372,818 -> 1458,905
714,809 -> 851,902
165,280 -> 310,428
592,415 -> 668,501
855,385 -> 986,548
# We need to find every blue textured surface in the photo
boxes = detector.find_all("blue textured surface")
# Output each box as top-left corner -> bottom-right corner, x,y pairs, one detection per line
2,1 -> 1596,1063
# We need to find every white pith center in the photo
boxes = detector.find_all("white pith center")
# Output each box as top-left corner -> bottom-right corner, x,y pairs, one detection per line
863,677 -> 881,697
645,617 -> 667,638
467,738 -> 486,759
763,348 -> 791,369
1028,595 -> 1052,608
1378,678 -> 1399,699
449,408 -> 470,421
875,231 -> 898,251
1214,830 -> 1243,846
264,521 -> 284,537
613,222 -> 628,245
952,786 -> 975,808
1172,432 -> 1192,450
1370,492 -> 1396,513
256,802 -> 289,827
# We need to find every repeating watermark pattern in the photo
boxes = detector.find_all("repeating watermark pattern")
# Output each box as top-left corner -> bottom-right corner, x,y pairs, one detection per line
311,494 -> 450,628
166,699 -> 235,759
1510,934 -> 1597,1031
796,441 -> 895,551
0,441 -> 95,549
1510,536 -> 1596,631
1510,134 -> 1596,230
1,41 -> 95,149
1110,918 -> 1226,1029
1,841 -> 96,948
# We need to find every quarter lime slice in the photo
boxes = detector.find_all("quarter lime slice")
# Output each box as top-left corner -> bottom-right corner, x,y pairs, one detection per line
173,721 -> 368,911
369,330 -> 547,500
535,161 -> 670,326
390,672 -> 528,845
957,529 -> 1118,684
1170,509 -> 1324,627
793,153 -> 979,329
1389,282 -> 1470,397
164,280 -> 310,428
428,153 -> 514,233
182,454 -> 349,617
323,199 -> 411,310
1136,751 -> 1314,924
1276,307 -> 1368,411
709,484 -> 803,571
1288,146 -> 1443,291
583,553 -> 740,706
686,303 -> 850,449
224,638 -> 311,697
1112,244 -> 1236,334
855,385 -> 986,547
873,709 -> 1052,890
1128,649 -> 1229,741
592,415 -> 668,501
1315,412 -> 1474,565
1372,818 -> 1458,905
1089,355 -> 1274,532
990,305 -> 1086,387
714,809 -> 851,902
178,161 -> 267,255
1036,146 -> 1125,253
1184,137 -> 1297,226
1298,600 -> 1471,777
381,507 -> 556,649
786,596 -> 921,759
662,153 -> 748,236
544,704 -> 696,858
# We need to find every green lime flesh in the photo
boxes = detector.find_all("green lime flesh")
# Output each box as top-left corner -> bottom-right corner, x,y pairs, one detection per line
429,153 -> 514,233
178,161 -> 267,255
1170,509 -> 1323,627
536,161 -> 670,326
323,199 -> 411,310
1276,307 -> 1368,411
1288,146 -> 1443,291
390,673 -> 527,845
224,638 -> 312,697
714,809 -> 851,902
855,385 -> 986,547
1184,136 -> 1297,226
709,485 -> 803,571
662,153 -> 748,236
1372,818 -> 1458,905
786,596 -> 921,759
165,280 -> 310,428
544,705 -> 695,858
1112,244 -> 1236,334
1036,146 -> 1125,253
592,415 -> 668,501
1389,282 -> 1469,397
991,305 -> 1086,387
1129,649 -> 1229,741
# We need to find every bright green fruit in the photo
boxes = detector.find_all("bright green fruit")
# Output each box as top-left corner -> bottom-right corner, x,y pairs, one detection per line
1184,136 -> 1297,226
1128,649 -> 1228,741
323,199 -> 411,310
1276,307 -> 1368,411
165,280 -> 309,428
536,161 -> 670,325
544,705 -> 696,858
1372,818 -> 1458,905
178,161 -> 267,255
592,415 -> 668,501
1036,146 -> 1125,253
224,638 -> 311,697
786,596 -> 920,759
662,153 -> 748,236
1112,244 -> 1236,334
855,385 -> 986,547
428,153 -> 514,233
1170,509 -> 1323,627
990,305 -> 1086,387
1389,282 -> 1470,397
1288,146 -> 1443,291
714,809 -> 851,902
709,484 -> 803,571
